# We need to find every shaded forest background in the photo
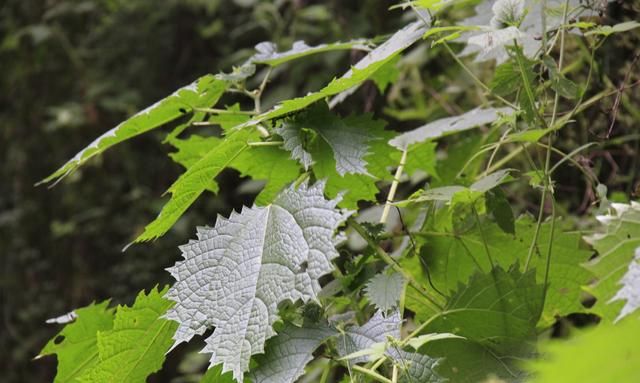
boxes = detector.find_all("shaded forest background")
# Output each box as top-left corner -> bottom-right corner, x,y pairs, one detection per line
1,1 -> 638,382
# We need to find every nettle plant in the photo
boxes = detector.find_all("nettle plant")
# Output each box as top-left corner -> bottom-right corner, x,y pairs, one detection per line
37,1 -> 640,382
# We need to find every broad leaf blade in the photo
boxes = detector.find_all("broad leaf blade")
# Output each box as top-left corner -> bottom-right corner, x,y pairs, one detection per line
42,75 -> 226,184
249,322 -> 336,383
251,39 -> 370,67
365,272 -> 405,312
39,301 -> 114,383
78,287 -> 177,383
164,182 -> 352,381
134,129 -> 252,242
584,201 -> 640,322
389,108 -> 513,150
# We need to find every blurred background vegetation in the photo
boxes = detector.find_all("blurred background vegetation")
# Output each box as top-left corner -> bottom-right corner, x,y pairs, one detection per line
1,0 -> 638,382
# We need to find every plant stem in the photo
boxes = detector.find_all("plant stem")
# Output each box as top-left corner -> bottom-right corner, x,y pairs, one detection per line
352,365 -> 392,383
247,141 -> 283,147
442,42 -> 518,110
381,148 -> 407,224
350,220 -> 444,311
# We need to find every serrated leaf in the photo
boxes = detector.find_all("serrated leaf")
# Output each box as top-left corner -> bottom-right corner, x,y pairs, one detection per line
78,287 -> 178,383
169,135 -> 222,194
526,314 -> 640,383
251,39 -> 370,67
235,21 -> 426,131
410,217 -> 592,326
584,201 -> 640,323
134,129 -> 252,242
308,112 -> 397,209
389,107 -> 514,150
337,310 -> 445,382
250,322 -> 336,383
277,104 -> 380,176
337,310 -> 401,364
365,272 -> 405,311
370,55 -> 401,93
42,75 -> 226,184
609,247 -> 640,322
457,0 -> 601,63
39,301 -> 114,383
393,349 -> 445,383
584,20 -> 640,36
231,145 -> 301,205
164,182 -> 352,381
426,266 -> 543,353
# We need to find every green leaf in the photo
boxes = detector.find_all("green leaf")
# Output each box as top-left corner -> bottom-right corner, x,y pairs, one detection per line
200,364 -> 235,383
169,135 -> 222,194
583,201 -> 640,323
389,107 -> 513,150
235,21 -> 426,130
526,315 -> 640,383
250,322 -> 336,383
485,188 -> 515,234
78,287 -> 178,383
427,266 -> 543,353
231,145 -> 301,205
42,75 -> 226,184
370,55 -> 400,93
584,20 -> 640,36
277,104 -> 381,176
309,113 -> 396,209
39,301 -> 114,383
164,182 -> 351,382
421,266 -> 543,382
365,271 -> 405,311
490,61 -> 520,96
251,39 -> 370,67
403,141 -> 438,178
412,217 -> 592,326
134,129 -> 252,242
543,55 -> 579,99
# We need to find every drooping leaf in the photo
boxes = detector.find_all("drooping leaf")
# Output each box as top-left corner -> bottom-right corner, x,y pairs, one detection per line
235,20 -> 427,131
164,182 -> 352,381
526,314 -> 640,383
413,217 -> 592,326
583,201 -> 640,323
134,129 -> 252,242
42,75 -> 226,184
39,301 -> 114,383
364,271 -> 405,312
276,104 -> 381,176
251,39 -> 371,67
393,349 -> 445,383
249,322 -> 337,383
389,107 -> 514,150
78,287 -> 178,383
609,247 -> 640,322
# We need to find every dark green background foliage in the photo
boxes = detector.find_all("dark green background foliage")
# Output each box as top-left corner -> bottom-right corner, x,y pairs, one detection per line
1,1 -> 638,382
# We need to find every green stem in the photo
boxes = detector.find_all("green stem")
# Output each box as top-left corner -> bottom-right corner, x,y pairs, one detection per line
352,365 -> 392,383
350,220 -> 444,311
442,42 -> 518,110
